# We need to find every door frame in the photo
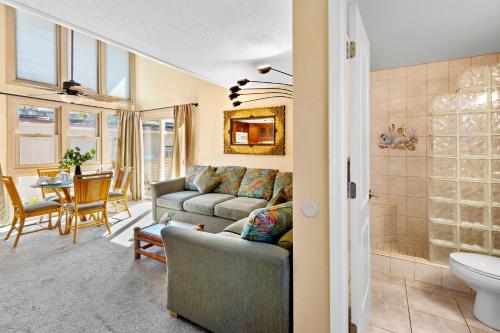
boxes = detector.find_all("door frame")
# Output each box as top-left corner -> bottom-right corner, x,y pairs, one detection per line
328,0 -> 349,332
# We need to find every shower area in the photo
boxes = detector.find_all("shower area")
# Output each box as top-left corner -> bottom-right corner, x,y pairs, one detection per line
370,55 -> 500,266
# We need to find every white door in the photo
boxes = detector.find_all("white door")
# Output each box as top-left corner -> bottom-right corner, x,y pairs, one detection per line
348,2 -> 371,332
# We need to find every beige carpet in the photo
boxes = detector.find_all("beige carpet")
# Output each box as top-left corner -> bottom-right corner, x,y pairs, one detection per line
0,201 -> 207,333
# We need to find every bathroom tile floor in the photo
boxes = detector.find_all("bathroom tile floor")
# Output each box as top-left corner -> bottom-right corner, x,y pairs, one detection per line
369,271 -> 499,333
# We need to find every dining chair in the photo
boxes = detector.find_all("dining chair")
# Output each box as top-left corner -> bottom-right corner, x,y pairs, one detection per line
108,167 -> 133,218
1,176 -> 62,248
36,167 -> 71,201
66,172 -> 112,244
36,167 -> 71,225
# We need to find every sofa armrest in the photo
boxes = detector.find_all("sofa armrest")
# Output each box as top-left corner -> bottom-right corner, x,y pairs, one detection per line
161,227 -> 291,333
151,177 -> 185,221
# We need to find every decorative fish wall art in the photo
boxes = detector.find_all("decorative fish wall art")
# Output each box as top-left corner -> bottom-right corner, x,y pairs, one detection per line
378,124 -> 418,151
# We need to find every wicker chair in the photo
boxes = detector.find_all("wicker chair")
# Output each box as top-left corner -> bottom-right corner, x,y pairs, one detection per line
1,176 -> 62,248
108,167 -> 133,218
66,172 -> 112,244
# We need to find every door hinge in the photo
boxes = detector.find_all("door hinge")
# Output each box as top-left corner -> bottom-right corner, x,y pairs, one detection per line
347,41 -> 356,59
348,181 -> 357,199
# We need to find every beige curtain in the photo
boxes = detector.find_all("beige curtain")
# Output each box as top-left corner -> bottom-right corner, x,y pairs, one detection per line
116,110 -> 143,200
171,104 -> 194,178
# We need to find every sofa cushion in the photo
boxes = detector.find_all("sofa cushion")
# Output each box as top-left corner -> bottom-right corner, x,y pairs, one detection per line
214,197 -> 268,221
273,172 -> 293,201
185,165 -> 213,191
183,193 -> 235,216
241,201 -> 293,244
193,168 -> 220,194
223,217 -> 249,235
238,168 -> 277,200
276,229 -> 293,251
156,191 -> 201,211
213,166 -> 247,195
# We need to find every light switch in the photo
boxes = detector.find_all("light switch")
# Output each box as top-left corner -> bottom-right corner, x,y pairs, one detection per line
301,201 -> 318,217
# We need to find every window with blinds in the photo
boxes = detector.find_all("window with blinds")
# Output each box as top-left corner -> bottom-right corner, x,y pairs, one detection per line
15,10 -> 57,85
106,44 -> 130,99
67,31 -> 98,92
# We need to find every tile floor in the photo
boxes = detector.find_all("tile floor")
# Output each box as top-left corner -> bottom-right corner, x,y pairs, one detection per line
369,271 -> 500,333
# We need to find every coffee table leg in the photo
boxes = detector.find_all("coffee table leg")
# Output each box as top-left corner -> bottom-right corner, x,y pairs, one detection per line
134,227 -> 141,260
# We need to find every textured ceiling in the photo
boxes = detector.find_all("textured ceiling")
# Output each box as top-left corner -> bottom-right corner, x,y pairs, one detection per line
4,0 -> 499,85
357,0 -> 500,70
2,0 -> 292,88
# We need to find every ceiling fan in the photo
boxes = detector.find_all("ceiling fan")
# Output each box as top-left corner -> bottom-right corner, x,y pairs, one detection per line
31,30 -> 122,103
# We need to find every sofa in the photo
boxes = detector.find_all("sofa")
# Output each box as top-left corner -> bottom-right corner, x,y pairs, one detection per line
161,216 -> 293,333
151,166 -> 292,233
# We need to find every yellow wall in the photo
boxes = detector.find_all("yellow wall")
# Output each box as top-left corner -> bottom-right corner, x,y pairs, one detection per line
134,56 -> 293,171
292,0 -> 331,331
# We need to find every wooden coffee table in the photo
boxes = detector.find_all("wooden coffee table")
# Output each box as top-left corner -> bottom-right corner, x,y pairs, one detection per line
134,220 -> 204,264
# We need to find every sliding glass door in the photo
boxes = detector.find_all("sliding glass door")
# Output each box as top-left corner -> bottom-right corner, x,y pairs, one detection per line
142,117 -> 174,198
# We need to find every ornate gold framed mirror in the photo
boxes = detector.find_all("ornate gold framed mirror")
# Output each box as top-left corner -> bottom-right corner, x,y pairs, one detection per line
223,106 -> 285,155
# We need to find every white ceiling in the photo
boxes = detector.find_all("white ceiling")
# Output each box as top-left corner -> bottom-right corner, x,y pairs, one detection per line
3,0 -> 499,86
2,0 -> 292,88
357,0 -> 500,70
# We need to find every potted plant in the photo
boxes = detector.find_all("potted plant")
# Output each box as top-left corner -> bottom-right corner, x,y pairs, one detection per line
59,147 -> 96,175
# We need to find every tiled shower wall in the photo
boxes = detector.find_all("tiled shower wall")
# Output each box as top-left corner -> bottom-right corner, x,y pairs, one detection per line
370,53 -> 500,258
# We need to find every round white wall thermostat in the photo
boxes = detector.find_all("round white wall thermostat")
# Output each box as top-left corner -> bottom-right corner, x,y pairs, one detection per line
301,201 -> 318,217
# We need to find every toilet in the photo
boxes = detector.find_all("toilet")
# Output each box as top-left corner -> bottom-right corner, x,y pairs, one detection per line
449,252 -> 500,330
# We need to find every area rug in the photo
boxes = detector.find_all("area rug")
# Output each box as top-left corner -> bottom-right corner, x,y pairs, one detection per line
0,202 -> 207,333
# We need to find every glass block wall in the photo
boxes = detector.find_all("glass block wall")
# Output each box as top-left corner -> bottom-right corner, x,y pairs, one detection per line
428,64 -> 500,264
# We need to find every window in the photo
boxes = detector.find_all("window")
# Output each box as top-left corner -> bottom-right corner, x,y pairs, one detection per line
67,111 -> 99,162
67,31 -> 98,91
141,117 -> 174,197
106,115 -> 119,162
10,8 -> 134,100
106,44 -> 130,99
142,120 -> 161,197
164,120 -> 174,179
15,10 -> 57,85
17,105 -> 58,165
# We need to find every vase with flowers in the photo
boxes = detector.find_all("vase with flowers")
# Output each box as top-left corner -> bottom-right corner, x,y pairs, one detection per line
59,147 -> 96,175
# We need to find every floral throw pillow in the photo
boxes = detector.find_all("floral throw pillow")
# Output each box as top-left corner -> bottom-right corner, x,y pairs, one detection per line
213,166 -> 247,195
241,201 -> 293,244
238,168 -> 277,201
185,165 -> 211,191
273,172 -> 293,201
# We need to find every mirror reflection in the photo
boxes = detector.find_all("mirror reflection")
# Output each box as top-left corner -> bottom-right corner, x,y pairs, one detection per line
231,117 -> 275,145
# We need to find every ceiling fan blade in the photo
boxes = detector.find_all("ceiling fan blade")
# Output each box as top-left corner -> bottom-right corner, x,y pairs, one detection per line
69,85 -> 95,95
70,85 -> 122,103
86,94 -> 122,103
29,91 -> 65,97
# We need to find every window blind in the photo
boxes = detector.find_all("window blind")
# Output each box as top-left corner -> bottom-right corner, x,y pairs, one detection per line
15,10 -> 57,85
105,44 -> 130,99
68,31 -> 98,91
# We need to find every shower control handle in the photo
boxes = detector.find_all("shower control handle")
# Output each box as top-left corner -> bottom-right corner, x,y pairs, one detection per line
369,189 -> 377,200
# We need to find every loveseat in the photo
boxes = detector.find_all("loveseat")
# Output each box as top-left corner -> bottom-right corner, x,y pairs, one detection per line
162,212 -> 293,333
151,166 -> 292,233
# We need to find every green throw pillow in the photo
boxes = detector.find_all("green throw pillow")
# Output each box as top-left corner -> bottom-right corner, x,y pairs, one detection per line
193,168 -> 220,194
185,165 -> 212,190
267,186 -> 287,207
241,201 -> 293,244
276,229 -> 293,251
